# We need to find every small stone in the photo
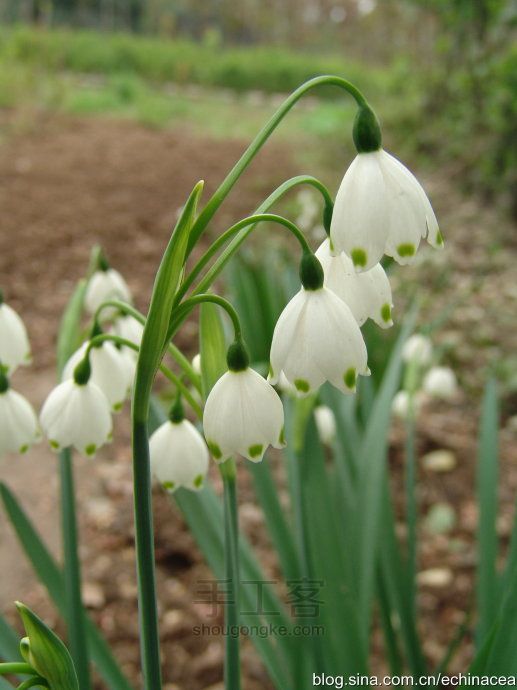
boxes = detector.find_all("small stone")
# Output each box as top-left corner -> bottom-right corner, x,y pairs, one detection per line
422,449 -> 457,472
417,568 -> 453,588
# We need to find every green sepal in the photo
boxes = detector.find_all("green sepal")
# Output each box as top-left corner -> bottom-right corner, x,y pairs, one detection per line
16,602 -> 79,690
353,104 -> 382,153
226,339 -> 250,372
299,252 -> 324,291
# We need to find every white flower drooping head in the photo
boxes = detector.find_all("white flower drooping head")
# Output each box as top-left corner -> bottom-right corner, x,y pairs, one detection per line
402,333 -> 433,367
62,329 -> 133,412
330,106 -> 442,271
314,405 -> 337,445
315,238 -> 393,328
150,398 -> 209,492
0,370 -> 40,457
423,366 -> 458,400
40,356 -> 112,457
84,254 -> 131,316
203,340 -> 285,463
0,291 -> 31,374
269,252 -> 369,396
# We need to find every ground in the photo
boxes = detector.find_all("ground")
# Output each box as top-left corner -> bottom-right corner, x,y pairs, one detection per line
0,112 -> 516,689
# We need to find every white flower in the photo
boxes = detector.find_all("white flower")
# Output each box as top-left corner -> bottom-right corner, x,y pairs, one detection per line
62,341 -> 132,412
85,268 -> 131,316
0,385 -> 40,457
402,334 -> 433,366
150,419 -> 209,492
203,367 -> 285,463
40,379 -> 112,457
314,405 -> 336,445
111,315 -> 144,349
192,353 -> 202,375
392,390 -> 424,419
330,149 -> 442,270
0,300 -> 31,374
423,366 -> 458,400
315,238 -> 393,328
269,287 -> 369,396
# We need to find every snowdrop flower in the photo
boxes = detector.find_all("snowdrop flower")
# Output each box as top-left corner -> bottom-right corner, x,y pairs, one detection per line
329,106 -> 442,270
402,334 -> 433,366
62,340 -> 132,412
40,358 -> 112,457
314,405 -> 336,445
0,291 -> 31,374
84,258 -> 131,316
0,371 -> 40,456
315,238 -> 393,328
203,341 -> 285,463
111,314 -> 144,349
423,366 -> 458,400
269,252 -> 369,396
392,390 -> 424,420
150,399 -> 209,492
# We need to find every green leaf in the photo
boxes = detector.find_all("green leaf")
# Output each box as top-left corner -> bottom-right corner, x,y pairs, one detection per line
134,180 -> 204,421
56,279 -> 87,376
199,301 -> 227,398
17,602 -> 79,690
0,614 -> 22,663
476,378 -> 500,644
0,483 -> 135,690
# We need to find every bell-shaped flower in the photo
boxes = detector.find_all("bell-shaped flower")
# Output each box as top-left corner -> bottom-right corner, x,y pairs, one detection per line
269,253 -> 369,396
0,372 -> 40,457
63,340 -> 132,412
314,405 -> 336,445
392,390 -> 424,420
150,400 -> 209,492
315,238 -> 393,328
40,359 -> 112,457
402,333 -> 433,366
85,267 -> 131,316
423,366 -> 458,400
330,149 -> 442,271
203,341 -> 285,463
0,292 -> 31,374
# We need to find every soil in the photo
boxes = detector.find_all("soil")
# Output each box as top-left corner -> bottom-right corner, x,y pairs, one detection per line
0,113 -> 516,689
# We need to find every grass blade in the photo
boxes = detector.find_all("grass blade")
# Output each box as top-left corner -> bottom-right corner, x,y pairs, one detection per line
476,378 -> 499,645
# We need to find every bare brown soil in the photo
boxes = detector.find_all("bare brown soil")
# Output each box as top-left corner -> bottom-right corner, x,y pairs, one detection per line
0,113 -> 516,689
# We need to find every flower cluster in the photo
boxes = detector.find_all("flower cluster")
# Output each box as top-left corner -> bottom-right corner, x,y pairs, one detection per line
0,126 -> 442,494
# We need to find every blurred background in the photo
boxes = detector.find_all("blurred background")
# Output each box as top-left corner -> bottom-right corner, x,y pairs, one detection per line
0,1 -> 516,688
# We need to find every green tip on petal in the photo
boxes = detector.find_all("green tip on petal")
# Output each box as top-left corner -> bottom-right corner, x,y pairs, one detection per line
113,402 -> 123,412
19,444 -> 29,454
344,367 -> 357,390
397,243 -> 415,258
49,439 -> 60,450
381,303 -> 392,323
351,248 -> 367,268
248,444 -> 264,459
193,474 -> 204,489
278,426 -> 286,446
85,444 -> 97,456
208,441 -> 222,460
294,378 -> 310,393
162,481 -> 175,491
435,230 -> 444,247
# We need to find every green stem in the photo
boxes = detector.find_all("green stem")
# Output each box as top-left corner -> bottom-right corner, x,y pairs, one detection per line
220,461 -> 241,690
0,664 -> 34,675
132,420 -> 162,690
187,75 -> 367,253
178,212 -> 312,301
93,300 -> 201,393
172,294 -> 244,342
17,678 -> 49,689
59,449 -> 91,690
405,404 -> 418,619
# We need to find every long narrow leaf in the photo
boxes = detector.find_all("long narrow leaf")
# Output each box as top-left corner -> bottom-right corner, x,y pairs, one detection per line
476,378 -> 499,645
0,615 -> 21,663
0,483 -> 135,690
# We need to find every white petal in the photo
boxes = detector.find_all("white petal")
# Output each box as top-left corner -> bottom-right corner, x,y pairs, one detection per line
0,304 -> 31,373
402,334 -> 433,366
0,390 -> 40,455
269,290 -> 308,384
85,269 -> 132,316
423,367 -> 458,400
330,152 -> 388,270
150,420 -> 209,491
